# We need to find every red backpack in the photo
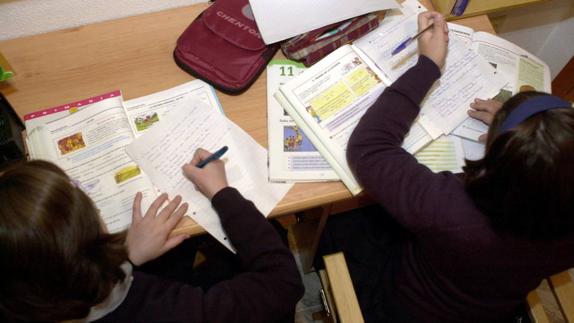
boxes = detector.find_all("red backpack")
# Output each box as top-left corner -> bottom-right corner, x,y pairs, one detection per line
174,0 -> 279,94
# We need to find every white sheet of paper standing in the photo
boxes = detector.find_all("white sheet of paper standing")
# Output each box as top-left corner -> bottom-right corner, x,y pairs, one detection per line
126,101 -> 292,252
249,0 -> 400,44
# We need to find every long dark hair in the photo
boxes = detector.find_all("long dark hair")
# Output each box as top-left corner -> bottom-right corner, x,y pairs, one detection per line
0,160 -> 128,322
464,92 -> 574,240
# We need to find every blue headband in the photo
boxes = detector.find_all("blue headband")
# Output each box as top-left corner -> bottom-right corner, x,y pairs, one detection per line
499,95 -> 571,132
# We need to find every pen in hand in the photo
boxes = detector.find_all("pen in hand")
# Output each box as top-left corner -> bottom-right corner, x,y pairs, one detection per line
391,22 -> 435,56
196,146 -> 229,168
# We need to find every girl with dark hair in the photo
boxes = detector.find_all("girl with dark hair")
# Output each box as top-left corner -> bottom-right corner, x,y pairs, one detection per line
321,11 -> 574,323
0,149 -> 303,322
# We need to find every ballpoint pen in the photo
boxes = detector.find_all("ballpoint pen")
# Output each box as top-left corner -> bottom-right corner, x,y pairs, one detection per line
196,146 -> 229,168
391,23 -> 434,56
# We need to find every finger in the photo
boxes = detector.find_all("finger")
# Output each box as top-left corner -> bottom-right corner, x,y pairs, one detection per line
166,202 -> 188,228
162,234 -> 190,254
189,151 -> 202,166
145,193 -> 168,218
418,11 -> 434,30
468,109 -> 494,124
429,13 -> 447,40
182,163 -> 199,181
471,99 -> 503,114
157,195 -> 183,220
132,192 -> 143,224
470,98 -> 492,110
478,134 -> 488,143
191,148 -> 213,166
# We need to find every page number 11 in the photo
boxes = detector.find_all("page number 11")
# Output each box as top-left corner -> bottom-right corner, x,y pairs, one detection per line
280,66 -> 294,77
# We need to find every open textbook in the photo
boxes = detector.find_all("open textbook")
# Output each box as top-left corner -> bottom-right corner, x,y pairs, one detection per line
126,101 -> 292,252
449,24 -> 552,141
274,0 -> 502,194
267,59 -> 339,182
23,80 -> 222,233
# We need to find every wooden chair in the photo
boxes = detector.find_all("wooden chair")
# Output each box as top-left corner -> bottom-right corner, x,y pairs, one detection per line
319,252 -> 574,323
318,252 -> 364,323
528,271 -> 574,323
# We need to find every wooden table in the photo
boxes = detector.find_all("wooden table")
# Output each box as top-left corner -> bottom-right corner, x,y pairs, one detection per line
0,1 -> 495,237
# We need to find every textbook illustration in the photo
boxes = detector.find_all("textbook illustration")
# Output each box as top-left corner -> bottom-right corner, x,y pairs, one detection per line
267,59 -> 338,183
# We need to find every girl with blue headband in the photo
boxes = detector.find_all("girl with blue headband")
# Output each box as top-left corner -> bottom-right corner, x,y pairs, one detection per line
322,11 -> 574,323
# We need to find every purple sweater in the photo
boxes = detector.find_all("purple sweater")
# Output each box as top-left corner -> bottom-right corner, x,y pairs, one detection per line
97,187 -> 304,323
347,56 -> 574,322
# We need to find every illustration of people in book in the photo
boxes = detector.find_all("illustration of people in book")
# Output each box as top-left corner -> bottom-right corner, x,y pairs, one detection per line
283,126 -> 316,152
305,106 -> 321,123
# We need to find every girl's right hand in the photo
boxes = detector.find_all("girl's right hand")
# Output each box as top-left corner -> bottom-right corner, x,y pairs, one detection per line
182,148 -> 229,200
417,11 -> 449,69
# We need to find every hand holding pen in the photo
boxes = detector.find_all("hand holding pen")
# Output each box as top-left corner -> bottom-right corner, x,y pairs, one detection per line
415,11 -> 449,69
391,22 -> 435,56
182,147 -> 229,200
196,146 -> 228,168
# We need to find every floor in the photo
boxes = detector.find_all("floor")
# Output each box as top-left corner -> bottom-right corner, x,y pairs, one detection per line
284,220 -> 325,323
284,217 -> 574,323
293,250 -> 324,323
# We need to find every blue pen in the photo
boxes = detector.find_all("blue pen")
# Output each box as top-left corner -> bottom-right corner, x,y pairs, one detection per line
196,146 -> 229,168
391,23 -> 434,56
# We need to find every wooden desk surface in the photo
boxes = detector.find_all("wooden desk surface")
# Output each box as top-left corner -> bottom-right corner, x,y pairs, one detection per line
0,1 -> 494,235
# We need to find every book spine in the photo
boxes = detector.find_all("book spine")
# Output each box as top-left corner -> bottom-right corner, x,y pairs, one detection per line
450,0 -> 470,16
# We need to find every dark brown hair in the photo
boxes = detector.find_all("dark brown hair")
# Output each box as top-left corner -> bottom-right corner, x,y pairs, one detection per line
464,92 -> 574,240
0,160 -> 128,322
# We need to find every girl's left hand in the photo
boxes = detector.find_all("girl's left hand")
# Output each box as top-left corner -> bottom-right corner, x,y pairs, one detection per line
126,192 -> 189,266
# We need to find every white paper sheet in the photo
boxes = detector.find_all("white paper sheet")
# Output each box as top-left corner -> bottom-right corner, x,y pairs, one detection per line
249,0 -> 399,44
126,101 -> 292,252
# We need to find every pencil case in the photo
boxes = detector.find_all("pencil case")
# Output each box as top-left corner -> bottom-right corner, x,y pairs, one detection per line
281,13 -> 380,67
173,0 -> 279,94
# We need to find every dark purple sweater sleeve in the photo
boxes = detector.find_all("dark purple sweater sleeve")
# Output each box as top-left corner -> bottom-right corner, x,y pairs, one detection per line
99,187 -> 303,323
347,56 -> 460,232
204,187 -> 304,322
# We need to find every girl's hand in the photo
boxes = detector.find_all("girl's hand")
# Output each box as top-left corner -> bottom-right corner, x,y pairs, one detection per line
468,98 -> 503,125
417,11 -> 449,69
182,148 -> 229,200
468,98 -> 503,142
126,192 -> 189,266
